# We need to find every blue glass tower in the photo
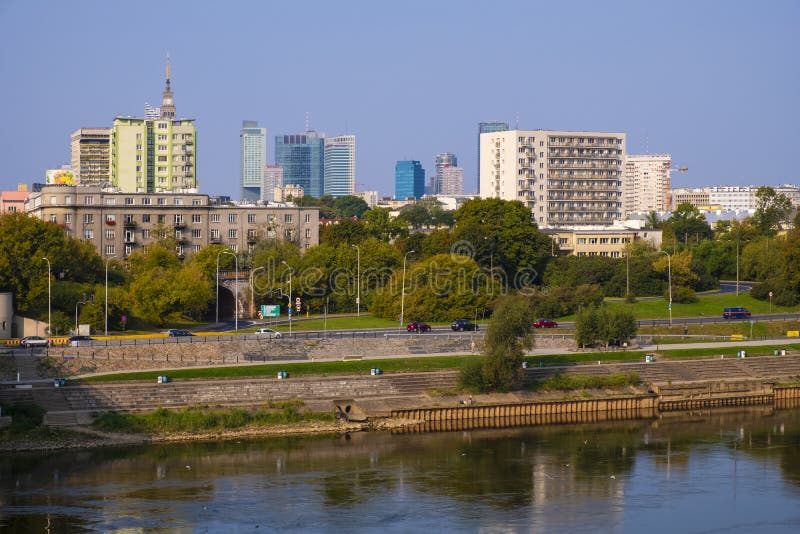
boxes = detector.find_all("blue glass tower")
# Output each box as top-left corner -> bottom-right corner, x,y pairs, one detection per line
275,132 -> 325,197
395,160 -> 425,200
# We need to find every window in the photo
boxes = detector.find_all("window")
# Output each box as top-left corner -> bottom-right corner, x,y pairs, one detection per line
192,229 -> 201,238
192,244 -> 201,252
64,195 -> 73,204
125,245 -> 133,256
228,213 -> 238,223
284,214 -> 293,223
157,215 -> 165,223
559,238 -> 568,245
210,229 -> 220,239
228,229 -> 238,239
230,245 -> 238,252
191,214 -> 201,223
157,122 -> 168,130
50,196 -> 58,205
83,214 -> 94,224
174,214 -> 184,224
157,198 -> 166,205
247,213 -> 256,224
247,229 -> 257,240
192,198 -> 202,206
105,230 -> 115,240
577,238 -> 586,244
64,214 -> 72,223
142,214 -> 151,223
83,230 -> 94,240
49,214 -> 57,223
84,196 -> 94,205
305,228 -> 311,238
125,197 -> 134,205
305,214 -> 311,223
141,198 -> 151,205
174,198 -> 183,205
142,229 -> 151,239
211,214 -> 220,223
599,238 -> 609,244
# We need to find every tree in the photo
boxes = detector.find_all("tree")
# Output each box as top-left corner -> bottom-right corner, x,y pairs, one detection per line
397,204 -> 431,229
752,186 -> 793,236
320,219 -> 369,247
362,207 -> 407,240
480,295 -> 535,391
333,196 -> 369,219
644,211 -> 661,229
663,203 -> 713,247
653,249 -> 699,301
575,304 -> 637,349
293,195 -> 336,219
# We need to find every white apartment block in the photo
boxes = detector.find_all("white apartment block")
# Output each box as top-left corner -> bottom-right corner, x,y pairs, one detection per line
355,190 -> 379,208
775,184 -> 800,207
440,166 -> 464,196
262,165 -> 283,202
708,186 -> 757,211
480,130 -> 625,227
671,187 -> 710,208
623,154 -> 670,216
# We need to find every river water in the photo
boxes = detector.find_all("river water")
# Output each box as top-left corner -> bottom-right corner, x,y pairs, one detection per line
2,406 -> 800,533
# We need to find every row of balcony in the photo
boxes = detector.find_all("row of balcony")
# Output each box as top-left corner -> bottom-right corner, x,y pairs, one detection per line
548,139 -> 623,147
549,162 -> 621,170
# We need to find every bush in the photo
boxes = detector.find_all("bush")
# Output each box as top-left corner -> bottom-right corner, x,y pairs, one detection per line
669,285 -> 697,304
458,358 -> 485,391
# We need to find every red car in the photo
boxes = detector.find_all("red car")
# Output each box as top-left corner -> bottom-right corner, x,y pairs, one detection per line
406,321 -> 431,333
533,319 -> 558,329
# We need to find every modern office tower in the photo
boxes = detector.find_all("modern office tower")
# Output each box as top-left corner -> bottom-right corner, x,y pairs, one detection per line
324,134 -> 356,197
477,121 -> 509,194
622,154 -> 671,215
275,131 -> 325,198
395,160 -> 425,200
480,129 -> 626,227
240,120 -> 266,201
262,165 -> 284,201
144,103 -> 160,119
440,166 -> 464,196
433,152 -> 458,195
110,117 -> 196,192
70,128 -> 111,186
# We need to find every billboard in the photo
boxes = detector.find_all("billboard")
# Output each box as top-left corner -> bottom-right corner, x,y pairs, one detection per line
259,305 -> 280,318
46,169 -> 76,185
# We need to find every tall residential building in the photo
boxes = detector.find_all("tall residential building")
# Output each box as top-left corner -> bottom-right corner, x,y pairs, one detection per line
622,154 -> 671,215
324,135 -> 356,197
433,152 -> 457,195
395,160 -> 425,200
275,132 -> 325,198
477,121 -> 509,194
262,165 -> 284,202
440,166 -> 464,196
70,128 -> 111,186
480,129 -> 625,227
240,120 -> 266,201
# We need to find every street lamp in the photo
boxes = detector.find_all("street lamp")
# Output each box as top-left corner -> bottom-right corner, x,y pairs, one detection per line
281,261 -> 293,335
352,244 -> 360,316
41,257 -> 51,338
216,249 -> 238,331
104,257 -> 114,336
400,250 -> 415,329
660,250 -> 672,326
250,266 -> 266,318
75,300 -> 87,333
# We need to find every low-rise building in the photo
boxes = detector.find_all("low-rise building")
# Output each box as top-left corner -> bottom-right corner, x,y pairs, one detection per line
1,184 -> 31,213
24,185 -> 319,259
548,226 -> 662,257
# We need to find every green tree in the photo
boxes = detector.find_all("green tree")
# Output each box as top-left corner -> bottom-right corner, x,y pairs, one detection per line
333,195 -> 369,219
752,186 -> 793,236
663,203 -> 713,247
320,219 -> 369,247
362,207 -> 407,240
575,304 -> 637,349
480,295 -> 535,391
397,204 -> 432,229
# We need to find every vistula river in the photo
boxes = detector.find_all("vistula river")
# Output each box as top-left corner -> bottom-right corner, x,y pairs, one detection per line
2,406 -> 800,533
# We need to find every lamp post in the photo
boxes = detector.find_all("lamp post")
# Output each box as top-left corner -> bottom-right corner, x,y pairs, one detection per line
660,250 -> 672,326
250,266 -> 266,318
75,300 -> 87,333
41,257 -> 51,338
281,261 -> 293,334
352,244 -> 360,316
400,250 -> 415,329
104,257 -> 114,336
216,250 -> 238,331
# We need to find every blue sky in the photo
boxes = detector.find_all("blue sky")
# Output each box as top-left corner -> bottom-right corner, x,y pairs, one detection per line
1,0 -> 798,198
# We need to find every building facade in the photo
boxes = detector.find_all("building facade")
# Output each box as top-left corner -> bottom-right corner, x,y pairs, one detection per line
262,165 -> 284,202
671,187 -> 710,209
433,152 -> 457,195
323,135 -> 356,197
708,186 -> 757,211
24,185 -> 319,259
0,184 -> 30,213
395,160 -> 425,200
477,121 -> 509,195
440,166 -> 464,196
70,128 -> 111,186
240,120 -> 266,201
480,129 -> 626,227
548,227 -> 662,257
622,154 -> 671,216
275,132 -> 325,198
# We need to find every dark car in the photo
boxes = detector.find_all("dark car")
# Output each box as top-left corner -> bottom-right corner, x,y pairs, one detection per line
68,335 -> 93,347
168,329 -> 194,337
20,336 -> 49,348
533,318 -> 558,328
451,318 -> 478,332
406,321 -> 431,333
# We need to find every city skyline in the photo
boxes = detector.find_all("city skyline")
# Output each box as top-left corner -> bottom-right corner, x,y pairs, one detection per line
1,1 -> 798,199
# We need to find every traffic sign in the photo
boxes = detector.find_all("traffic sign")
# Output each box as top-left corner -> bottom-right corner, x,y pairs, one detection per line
260,305 -> 280,317
295,297 -> 302,312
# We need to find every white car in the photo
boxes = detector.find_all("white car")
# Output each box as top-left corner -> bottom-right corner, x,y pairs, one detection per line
20,336 -> 49,347
255,328 -> 282,339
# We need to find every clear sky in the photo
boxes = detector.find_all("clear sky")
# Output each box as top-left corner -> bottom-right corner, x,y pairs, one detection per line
1,0 -> 798,198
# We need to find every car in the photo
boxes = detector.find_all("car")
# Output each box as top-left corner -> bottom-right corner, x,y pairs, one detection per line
168,329 -> 194,337
68,335 -> 93,347
451,318 -> 478,332
723,307 -> 751,319
255,328 -> 282,338
406,321 -> 431,333
533,318 -> 558,329
20,336 -> 49,348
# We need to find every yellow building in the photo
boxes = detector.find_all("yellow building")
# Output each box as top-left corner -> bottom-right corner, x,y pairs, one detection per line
548,227 -> 662,257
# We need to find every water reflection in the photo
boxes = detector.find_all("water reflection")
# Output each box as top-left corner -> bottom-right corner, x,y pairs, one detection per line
1,407 -> 800,532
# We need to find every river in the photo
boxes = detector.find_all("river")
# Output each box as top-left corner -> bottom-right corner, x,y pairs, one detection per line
2,406 -> 800,533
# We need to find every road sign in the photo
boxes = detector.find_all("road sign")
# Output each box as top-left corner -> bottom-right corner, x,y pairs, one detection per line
295,297 -> 302,312
260,305 -> 280,317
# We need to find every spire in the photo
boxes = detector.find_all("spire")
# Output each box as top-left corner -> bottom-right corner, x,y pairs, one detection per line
160,53 -> 176,119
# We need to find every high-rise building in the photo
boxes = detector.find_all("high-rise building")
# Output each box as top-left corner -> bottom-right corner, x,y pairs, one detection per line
477,121 -> 509,194
240,120 -> 266,201
623,154 -> 671,215
480,129 -> 625,227
144,103 -> 160,119
275,132 -> 325,198
440,166 -> 464,196
70,128 -> 111,186
262,165 -> 283,202
324,135 -> 356,197
395,160 -> 425,200
433,153 -> 457,195
159,55 -> 176,120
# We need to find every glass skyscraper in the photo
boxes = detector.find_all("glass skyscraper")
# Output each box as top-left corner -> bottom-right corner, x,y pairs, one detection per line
240,120 -> 266,201
395,160 -> 425,200
477,121 -> 509,195
275,132 -> 325,198
324,135 -> 356,197
434,152 -> 458,195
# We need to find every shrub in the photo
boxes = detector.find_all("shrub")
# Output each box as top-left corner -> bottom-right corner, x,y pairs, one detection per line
458,358 -> 485,391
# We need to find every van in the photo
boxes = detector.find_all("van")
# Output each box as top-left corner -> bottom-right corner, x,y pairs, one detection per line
723,307 -> 751,319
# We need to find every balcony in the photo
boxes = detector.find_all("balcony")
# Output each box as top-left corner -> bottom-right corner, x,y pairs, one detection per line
210,236 -> 222,243
123,219 -> 137,228
173,221 -> 187,229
